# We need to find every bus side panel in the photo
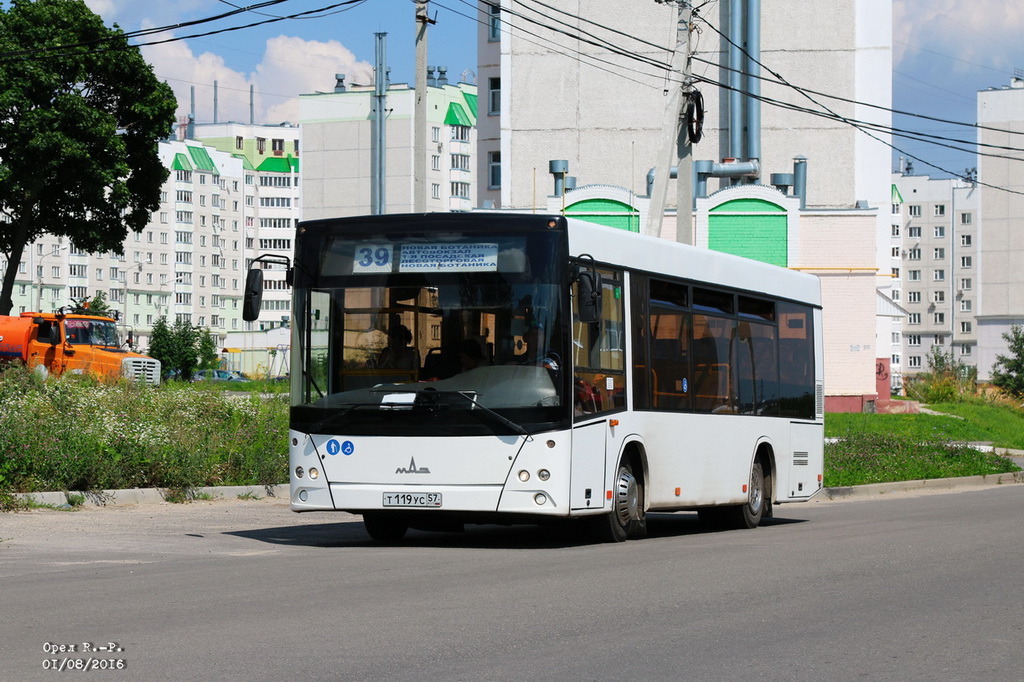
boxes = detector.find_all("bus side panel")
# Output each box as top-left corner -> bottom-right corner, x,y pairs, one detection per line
570,421 -> 607,511
784,422 -> 824,499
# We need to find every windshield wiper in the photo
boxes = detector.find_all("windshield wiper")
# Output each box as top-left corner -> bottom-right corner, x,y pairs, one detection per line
378,387 -> 529,437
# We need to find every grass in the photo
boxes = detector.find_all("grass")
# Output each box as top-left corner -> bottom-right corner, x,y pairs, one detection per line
824,400 -> 1024,487
0,365 -> 288,504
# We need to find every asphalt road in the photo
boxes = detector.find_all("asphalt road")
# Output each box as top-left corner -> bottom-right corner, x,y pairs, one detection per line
2,486 -> 1022,681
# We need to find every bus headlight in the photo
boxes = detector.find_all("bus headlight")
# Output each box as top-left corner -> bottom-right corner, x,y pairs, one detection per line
309,467 -> 320,480
295,466 -> 304,479
538,469 -> 551,481
518,470 -> 530,482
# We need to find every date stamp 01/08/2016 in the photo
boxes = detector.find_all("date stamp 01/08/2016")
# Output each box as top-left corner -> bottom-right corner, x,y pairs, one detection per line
41,642 -> 127,672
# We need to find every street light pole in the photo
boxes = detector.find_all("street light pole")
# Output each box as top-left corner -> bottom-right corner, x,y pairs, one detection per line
35,244 -> 69,312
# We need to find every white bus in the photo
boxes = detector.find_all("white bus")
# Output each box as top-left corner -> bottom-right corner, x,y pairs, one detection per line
244,212 -> 823,542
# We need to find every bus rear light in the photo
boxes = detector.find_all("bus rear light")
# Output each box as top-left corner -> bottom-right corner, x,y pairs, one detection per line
518,470 -> 530,482
675,487 -> 681,496
538,469 -> 550,481
295,467 -> 305,479
309,468 -> 320,480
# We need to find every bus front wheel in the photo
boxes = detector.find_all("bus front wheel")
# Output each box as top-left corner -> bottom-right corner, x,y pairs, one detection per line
363,512 -> 409,543
592,459 -> 646,542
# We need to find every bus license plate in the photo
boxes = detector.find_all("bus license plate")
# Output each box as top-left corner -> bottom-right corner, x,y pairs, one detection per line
382,492 -> 442,507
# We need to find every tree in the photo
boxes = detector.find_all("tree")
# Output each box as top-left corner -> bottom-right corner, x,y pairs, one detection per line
991,325 -> 1024,399
68,291 -> 112,316
0,0 -> 177,315
197,328 -> 220,371
146,317 -> 175,378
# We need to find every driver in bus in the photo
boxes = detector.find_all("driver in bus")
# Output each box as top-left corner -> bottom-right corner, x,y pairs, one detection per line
519,320 -> 560,371
375,325 -> 419,371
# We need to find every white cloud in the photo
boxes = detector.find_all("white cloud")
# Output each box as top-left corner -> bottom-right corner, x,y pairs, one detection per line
894,0 -> 1024,70
139,33 -> 372,127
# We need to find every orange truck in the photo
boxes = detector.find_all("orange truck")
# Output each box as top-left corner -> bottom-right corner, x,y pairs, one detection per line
0,311 -> 161,385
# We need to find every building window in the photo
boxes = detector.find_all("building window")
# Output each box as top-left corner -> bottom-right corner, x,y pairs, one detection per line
892,332 -> 901,344
960,344 -> 972,356
908,270 -> 921,281
961,234 -> 972,247
959,278 -> 972,291
488,77 -> 501,115
488,2 -> 501,40
450,153 -> 470,171
907,291 -> 920,303
960,299 -> 972,312
908,313 -> 921,325
891,354 -> 901,365
933,312 -> 945,324
891,267 -> 900,278
891,203 -> 900,215
934,204 -> 945,217
431,183 -> 440,200
960,321 -> 972,334
933,247 -> 944,260
933,334 -> 945,346
431,155 -> 440,171
235,136 -> 244,150
906,334 -> 921,346
891,246 -> 900,258
450,181 -> 470,198
960,256 -> 972,268
933,290 -> 945,303
907,247 -> 920,260
908,205 -> 921,217
451,125 -> 470,142
933,226 -> 945,238
272,138 -> 285,154
431,126 -> 440,143
891,224 -> 900,236
891,289 -> 901,302
908,356 -> 922,368
933,269 -> 945,281
908,226 -> 921,238
961,212 -> 972,225
488,151 -> 501,189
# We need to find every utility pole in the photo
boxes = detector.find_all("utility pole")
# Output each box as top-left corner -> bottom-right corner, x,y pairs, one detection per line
646,1 -> 695,242
372,33 -> 388,215
414,1 -> 432,213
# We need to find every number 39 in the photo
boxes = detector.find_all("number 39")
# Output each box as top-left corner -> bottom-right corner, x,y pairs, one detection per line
357,247 -> 390,268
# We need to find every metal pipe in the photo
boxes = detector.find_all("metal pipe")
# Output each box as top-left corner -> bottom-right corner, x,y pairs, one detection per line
745,0 -> 761,169
728,0 -> 744,160
213,80 -> 218,124
372,33 -> 388,215
793,156 -> 807,209
550,160 -> 568,197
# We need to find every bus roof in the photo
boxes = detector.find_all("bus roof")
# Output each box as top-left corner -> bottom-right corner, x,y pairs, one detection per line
565,217 -> 822,308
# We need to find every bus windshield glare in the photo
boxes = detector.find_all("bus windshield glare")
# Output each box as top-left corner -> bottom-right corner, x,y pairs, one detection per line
292,227 -> 569,436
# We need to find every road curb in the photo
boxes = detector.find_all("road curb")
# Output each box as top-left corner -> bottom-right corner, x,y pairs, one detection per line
11,473 -> 1023,508
13,484 -> 289,508
821,470 -> 1024,500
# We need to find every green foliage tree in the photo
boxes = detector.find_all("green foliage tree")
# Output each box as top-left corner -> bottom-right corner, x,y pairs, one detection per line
0,0 -> 177,316
197,328 -> 220,371
991,325 -> 1024,399
69,291 -> 112,316
146,316 -> 174,377
170,318 -> 200,381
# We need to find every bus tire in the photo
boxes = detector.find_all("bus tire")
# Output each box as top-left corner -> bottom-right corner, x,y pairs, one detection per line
727,461 -> 766,529
592,459 -> 646,542
363,512 -> 408,543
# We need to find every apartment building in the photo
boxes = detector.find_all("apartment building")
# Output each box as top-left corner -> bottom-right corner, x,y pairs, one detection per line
299,77 -> 478,220
976,77 -> 1024,382
891,172 -> 979,381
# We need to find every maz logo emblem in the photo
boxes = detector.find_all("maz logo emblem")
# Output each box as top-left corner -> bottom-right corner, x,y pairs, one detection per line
396,457 -> 430,474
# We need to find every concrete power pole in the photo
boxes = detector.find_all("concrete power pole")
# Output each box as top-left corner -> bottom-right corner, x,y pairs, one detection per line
414,1 -> 431,213
645,1 -> 694,242
372,33 -> 388,215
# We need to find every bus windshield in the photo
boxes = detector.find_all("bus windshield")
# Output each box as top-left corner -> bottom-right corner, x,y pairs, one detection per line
292,226 -> 569,436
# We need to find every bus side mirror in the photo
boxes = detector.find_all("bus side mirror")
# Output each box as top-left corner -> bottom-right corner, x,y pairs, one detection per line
242,269 -> 264,322
577,270 -> 602,323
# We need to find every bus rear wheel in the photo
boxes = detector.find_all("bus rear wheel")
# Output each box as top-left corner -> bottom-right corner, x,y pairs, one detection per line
363,512 -> 409,543
592,459 -> 646,542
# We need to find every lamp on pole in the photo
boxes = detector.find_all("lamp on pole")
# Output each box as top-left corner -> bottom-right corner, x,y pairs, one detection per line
35,244 -> 69,312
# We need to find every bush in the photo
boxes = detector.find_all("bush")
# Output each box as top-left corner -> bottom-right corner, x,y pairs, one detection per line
0,365 -> 288,497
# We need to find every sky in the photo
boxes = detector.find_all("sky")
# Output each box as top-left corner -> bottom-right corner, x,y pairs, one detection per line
82,0 -> 1024,182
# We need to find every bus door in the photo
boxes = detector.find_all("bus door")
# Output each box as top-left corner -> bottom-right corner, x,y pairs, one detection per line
570,266 -> 626,511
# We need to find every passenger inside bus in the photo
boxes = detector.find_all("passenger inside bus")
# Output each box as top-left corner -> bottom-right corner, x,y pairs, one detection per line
459,339 -> 486,372
374,325 -> 419,370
